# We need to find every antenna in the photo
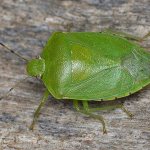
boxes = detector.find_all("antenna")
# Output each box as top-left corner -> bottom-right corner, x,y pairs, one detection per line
0,76 -> 29,101
0,43 -> 29,62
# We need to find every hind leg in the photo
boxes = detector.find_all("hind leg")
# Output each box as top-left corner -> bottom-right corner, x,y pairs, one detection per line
73,100 -> 133,134
102,29 -> 150,42
82,101 -> 133,118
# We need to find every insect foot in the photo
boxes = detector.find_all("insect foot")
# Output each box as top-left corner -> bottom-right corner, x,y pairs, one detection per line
121,105 -> 133,119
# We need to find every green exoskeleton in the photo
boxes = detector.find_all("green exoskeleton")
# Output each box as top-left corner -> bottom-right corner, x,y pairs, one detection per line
1,30 -> 150,134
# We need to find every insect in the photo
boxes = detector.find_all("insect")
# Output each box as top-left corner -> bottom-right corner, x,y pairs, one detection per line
1,30 -> 150,134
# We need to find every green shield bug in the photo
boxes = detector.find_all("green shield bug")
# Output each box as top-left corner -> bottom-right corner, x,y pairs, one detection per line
1,31 -> 150,134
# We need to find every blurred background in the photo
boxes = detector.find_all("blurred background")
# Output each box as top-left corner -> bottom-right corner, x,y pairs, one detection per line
0,0 -> 150,150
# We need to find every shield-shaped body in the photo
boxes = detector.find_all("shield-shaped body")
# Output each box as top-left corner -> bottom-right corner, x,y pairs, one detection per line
41,32 -> 150,101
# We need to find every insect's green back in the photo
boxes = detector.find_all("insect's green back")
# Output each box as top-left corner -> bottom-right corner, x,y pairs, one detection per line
41,32 -> 150,100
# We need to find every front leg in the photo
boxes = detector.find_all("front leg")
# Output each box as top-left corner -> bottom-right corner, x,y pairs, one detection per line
29,90 -> 49,130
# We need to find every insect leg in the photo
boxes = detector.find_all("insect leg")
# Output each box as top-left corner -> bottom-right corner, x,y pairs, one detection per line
102,29 -> 141,41
86,103 -> 122,112
120,105 -> 133,118
73,100 -> 80,111
82,102 -> 133,119
138,31 -> 150,42
29,90 -> 49,130
82,101 -> 107,134
73,100 -> 107,134
102,29 -> 150,42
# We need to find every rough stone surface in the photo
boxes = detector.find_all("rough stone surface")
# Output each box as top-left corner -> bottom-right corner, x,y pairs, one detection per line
0,0 -> 150,150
